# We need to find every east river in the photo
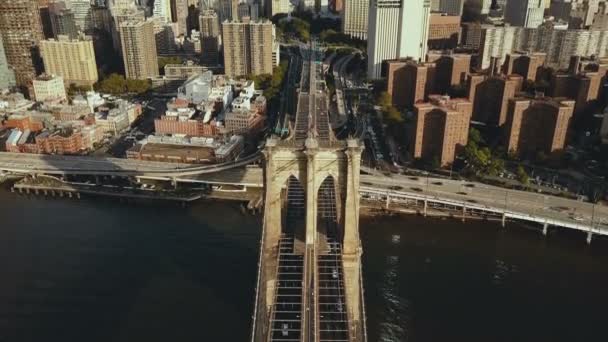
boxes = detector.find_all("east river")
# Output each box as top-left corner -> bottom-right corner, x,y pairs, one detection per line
0,190 -> 607,341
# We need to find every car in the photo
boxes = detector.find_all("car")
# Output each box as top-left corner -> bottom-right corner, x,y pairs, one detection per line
332,268 -> 339,279
411,187 -> 423,192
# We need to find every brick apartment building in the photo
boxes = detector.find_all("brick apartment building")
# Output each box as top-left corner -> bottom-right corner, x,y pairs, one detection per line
505,97 -> 574,158
411,95 -> 473,167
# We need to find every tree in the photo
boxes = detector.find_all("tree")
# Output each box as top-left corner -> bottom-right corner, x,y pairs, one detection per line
95,73 -> 126,94
94,73 -> 150,95
516,165 -> 530,186
468,127 -> 484,146
377,91 -> 392,111
158,56 -> 183,73
68,83 -> 91,96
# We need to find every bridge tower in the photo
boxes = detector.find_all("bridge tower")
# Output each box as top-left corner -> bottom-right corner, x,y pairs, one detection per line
252,135 -> 365,341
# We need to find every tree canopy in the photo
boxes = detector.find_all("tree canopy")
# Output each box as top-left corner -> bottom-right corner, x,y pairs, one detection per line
94,73 -> 151,95
462,128 -> 505,176
250,61 -> 289,100
158,56 -> 184,74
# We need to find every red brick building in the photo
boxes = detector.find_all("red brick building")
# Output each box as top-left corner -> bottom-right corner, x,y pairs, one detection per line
35,130 -> 85,154
505,97 -> 574,158
154,116 -> 220,137
411,95 -> 472,167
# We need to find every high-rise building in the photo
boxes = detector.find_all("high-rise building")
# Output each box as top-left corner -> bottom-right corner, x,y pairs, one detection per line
342,0 -> 368,40
460,22 -> 483,50
40,34 -> 98,87
502,52 -> 546,81
110,6 -> 146,54
549,55 -> 608,118
468,72 -> 524,127
478,22 -> 608,70
199,9 -> 220,65
171,0 -> 189,36
427,51 -> 471,94
428,13 -> 460,50
505,96 -> 574,158
268,0 -> 292,16
154,0 -> 173,22
50,8 -> 79,39
222,19 -> 275,77
411,95 -> 472,166
505,0 -> 546,28
216,0 -> 240,21
432,0 -> 464,15
152,18 -> 178,54
66,0 -> 93,32
0,0 -> 44,87
385,58 -> 435,109
0,36 -> 17,90
119,20 -> 159,79
367,0 -> 431,79
39,0 -> 55,39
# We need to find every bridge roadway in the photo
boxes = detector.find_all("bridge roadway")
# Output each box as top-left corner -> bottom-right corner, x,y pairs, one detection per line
151,167 -> 608,235
1,149 -> 607,234
144,167 -> 608,233
0,151 -> 262,177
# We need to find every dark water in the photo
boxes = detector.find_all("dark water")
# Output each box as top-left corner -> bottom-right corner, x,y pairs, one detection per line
0,191 -> 606,342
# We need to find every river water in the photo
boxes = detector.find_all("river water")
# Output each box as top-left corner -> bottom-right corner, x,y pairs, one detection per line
0,191 -> 606,342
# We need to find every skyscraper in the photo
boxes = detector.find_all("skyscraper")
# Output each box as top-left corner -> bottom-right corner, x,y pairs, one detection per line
222,19 -> 275,77
50,8 -> 79,39
0,36 -> 17,90
40,34 -> 99,87
154,0 -> 173,22
436,0 -> 464,16
342,0 -> 368,39
505,0 -> 546,28
199,9 -> 220,65
171,0 -> 189,36
367,0 -> 431,79
66,0 -> 93,32
119,20 -> 159,79
0,0 -> 44,87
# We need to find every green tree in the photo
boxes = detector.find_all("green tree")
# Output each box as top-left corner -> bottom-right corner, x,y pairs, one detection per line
158,56 -> 183,73
94,74 -> 150,95
516,165 -> 530,186
126,79 -> 151,94
68,83 -> 92,96
95,73 -> 127,94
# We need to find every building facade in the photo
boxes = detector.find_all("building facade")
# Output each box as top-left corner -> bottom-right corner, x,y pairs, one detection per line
40,35 -> 98,87
222,19 -> 275,77
0,0 -> 44,87
385,58 -> 436,109
32,75 -> 67,102
341,0 -> 368,40
367,0 -> 431,79
505,97 -> 574,157
199,10 -> 220,65
505,0 -> 546,28
0,36 -> 16,91
119,20 -> 159,80
428,13 -> 460,50
411,95 -> 472,166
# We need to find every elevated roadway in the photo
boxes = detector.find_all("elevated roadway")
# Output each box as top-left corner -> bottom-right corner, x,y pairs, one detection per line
0,151 -> 262,177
